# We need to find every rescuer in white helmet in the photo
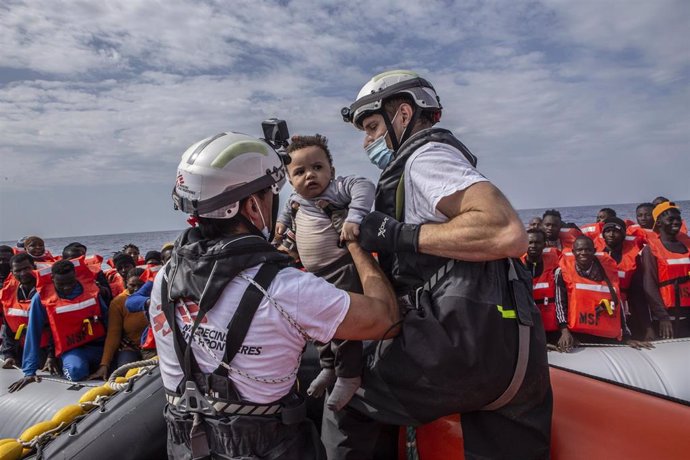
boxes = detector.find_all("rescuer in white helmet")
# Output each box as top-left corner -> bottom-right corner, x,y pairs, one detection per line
330,70 -> 553,460
151,131 -> 399,459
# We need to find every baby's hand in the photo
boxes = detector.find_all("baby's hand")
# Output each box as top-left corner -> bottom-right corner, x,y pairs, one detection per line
340,222 -> 360,242
274,223 -> 287,241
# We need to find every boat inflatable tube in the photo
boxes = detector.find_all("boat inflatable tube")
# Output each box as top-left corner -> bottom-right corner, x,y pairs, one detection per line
0,360 -> 166,459
548,339 -> 690,460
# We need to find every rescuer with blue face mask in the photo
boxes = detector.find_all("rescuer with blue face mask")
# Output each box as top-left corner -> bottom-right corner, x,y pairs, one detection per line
336,70 -> 553,460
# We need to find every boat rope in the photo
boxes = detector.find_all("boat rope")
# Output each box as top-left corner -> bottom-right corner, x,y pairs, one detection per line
405,426 -> 420,460
0,359 -> 160,459
107,357 -> 159,391
7,363 -> 102,388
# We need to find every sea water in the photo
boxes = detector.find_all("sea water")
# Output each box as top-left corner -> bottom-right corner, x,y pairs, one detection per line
2,200 -> 688,258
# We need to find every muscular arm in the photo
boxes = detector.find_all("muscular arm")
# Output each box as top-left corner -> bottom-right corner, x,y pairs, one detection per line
417,181 -> 527,261
333,242 -> 399,340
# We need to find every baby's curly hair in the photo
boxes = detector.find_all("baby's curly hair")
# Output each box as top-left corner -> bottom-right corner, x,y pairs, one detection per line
287,134 -> 334,166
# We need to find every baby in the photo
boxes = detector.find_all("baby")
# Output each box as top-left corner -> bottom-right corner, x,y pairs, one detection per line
275,134 -> 375,411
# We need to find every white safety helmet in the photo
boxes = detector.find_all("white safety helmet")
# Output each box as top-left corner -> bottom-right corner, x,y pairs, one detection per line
172,132 -> 286,219
341,70 -> 442,129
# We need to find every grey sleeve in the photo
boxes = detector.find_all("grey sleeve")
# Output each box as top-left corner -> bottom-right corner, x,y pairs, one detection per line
277,195 -> 296,227
338,176 -> 375,224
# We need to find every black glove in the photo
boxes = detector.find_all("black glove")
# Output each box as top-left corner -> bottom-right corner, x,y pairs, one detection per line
8,375 -> 40,393
359,211 -> 420,254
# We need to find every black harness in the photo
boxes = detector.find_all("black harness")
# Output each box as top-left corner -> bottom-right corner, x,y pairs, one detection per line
159,229 -> 305,457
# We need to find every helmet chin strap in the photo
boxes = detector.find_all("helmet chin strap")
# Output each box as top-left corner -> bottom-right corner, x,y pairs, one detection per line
380,107 -> 421,153
236,194 -> 280,242
236,214 -> 267,240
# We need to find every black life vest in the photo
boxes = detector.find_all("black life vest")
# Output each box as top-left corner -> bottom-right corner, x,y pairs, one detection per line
375,128 -> 478,291
161,228 -> 291,397
349,128 -> 549,425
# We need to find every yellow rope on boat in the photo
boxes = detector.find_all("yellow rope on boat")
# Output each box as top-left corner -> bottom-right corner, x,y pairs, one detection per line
0,358 -> 158,460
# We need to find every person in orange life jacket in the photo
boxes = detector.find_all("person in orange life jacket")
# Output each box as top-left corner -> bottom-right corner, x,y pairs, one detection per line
0,245 -> 14,287
62,242 -> 113,307
89,268 -> 148,380
579,208 -> 615,241
105,253 -> 135,298
23,236 -> 55,263
7,259 -> 109,392
123,277 -> 155,359
553,236 -> 650,352
596,217 -> 654,340
639,202 -> 690,339
136,251 -> 163,283
144,251 -> 162,266
160,243 -> 174,265
542,209 -> 581,251
597,208 -> 616,223
122,243 -> 145,266
596,217 -> 639,292
1,254 -> 55,371
522,229 -> 561,341
16,236 -> 27,251
635,203 -> 655,230
653,196 -> 689,235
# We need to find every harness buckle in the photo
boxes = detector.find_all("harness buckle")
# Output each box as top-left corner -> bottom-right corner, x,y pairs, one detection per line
176,381 -> 216,416
414,286 -> 425,312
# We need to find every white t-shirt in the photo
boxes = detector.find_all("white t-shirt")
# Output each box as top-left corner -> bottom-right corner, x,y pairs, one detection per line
149,265 -> 350,403
404,141 -> 488,225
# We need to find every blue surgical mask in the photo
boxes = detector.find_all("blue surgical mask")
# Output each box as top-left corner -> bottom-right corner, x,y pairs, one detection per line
364,110 -> 399,170
365,135 -> 394,170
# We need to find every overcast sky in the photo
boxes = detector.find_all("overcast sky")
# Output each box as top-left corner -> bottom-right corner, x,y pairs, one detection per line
1,0 -> 688,240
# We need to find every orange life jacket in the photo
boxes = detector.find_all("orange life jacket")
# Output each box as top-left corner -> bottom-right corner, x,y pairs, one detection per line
585,221 -> 644,251
36,257 -> 105,357
141,326 -> 156,350
522,247 -> 560,331
105,269 -> 125,298
0,275 -> 51,347
559,251 -> 622,339
83,254 -> 104,275
580,222 -> 602,241
559,227 -> 583,251
31,250 -> 56,263
646,237 -> 690,309
594,240 -> 640,316
627,224 -> 653,247
34,259 -> 54,270
138,264 -> 162,283
106,256 -> 145,269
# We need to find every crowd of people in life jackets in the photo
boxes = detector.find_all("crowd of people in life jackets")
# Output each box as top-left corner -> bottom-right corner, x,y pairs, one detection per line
0,196 -> 687,388
0,239 -> 173,390
523,197 -> 690,353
